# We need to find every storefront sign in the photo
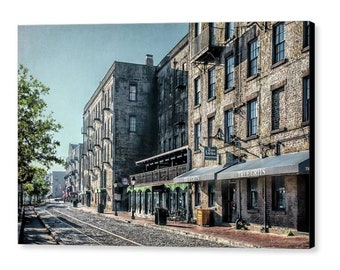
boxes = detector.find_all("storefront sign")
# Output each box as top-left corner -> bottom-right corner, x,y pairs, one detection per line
183,176 -> 200,182
204,146 -> 217,160
238,168 -> 266,178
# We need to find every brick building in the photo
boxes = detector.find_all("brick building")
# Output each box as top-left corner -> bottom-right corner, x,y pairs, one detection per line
80,21 -> 314,234
64,143 -> 83,201
81,58 -> 156,212
129,35 -> 190,218
45,171 -> 66,199
173,21 -> 313,233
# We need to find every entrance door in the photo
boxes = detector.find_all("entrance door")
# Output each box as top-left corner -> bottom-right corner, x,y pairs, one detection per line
226,183 -> 237,222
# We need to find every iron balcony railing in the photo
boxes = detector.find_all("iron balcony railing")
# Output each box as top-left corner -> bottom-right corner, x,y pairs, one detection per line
131,164 -> 187,185
191,25 -> 225,61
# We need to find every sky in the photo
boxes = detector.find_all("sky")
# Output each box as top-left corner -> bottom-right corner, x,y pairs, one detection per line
18,23 -> 189,171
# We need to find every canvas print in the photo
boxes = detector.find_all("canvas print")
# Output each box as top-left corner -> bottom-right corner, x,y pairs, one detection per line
18,21 -> 314,248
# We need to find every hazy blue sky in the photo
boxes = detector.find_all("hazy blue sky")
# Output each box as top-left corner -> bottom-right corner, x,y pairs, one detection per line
18,23 -> 189,171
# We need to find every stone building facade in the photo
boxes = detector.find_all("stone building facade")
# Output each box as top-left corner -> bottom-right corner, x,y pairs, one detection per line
45,171 -> 66,199
173,21 -> 313,233
82,58 -> 156,212
80,22 -> 313,234
128,35 -> 190,218
64,143 -> 83,201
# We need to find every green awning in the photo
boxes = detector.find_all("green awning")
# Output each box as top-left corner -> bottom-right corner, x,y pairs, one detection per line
127,183 -> 188,192
165,183 -> 188,191
127,186 -> 151,192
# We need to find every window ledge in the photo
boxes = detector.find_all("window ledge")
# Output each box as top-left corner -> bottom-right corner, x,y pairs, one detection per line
302,46 -> 310,53
247,209 -> 259,214
207,96 -> 216,102
194,149 -> 201,154
301,121 -> 310,127
244,135 -> 259,142
272,58 -> 288,69
271,127 -> 287,135
246,73 -> 260,82
224,86 -> 235,94
194,104 -> 201,109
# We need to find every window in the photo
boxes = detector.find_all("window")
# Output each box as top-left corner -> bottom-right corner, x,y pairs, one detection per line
225,22 -> 234,40
247,99 -> 258,136
181,132 -> 186,146
272,176 -> 285,211
210,22 -> 217,45
195,22 -> 202,37
225,55 -> 234,89
273,22 -> 285,64
129,116 -> 136,132
224,110 -> 234,143
195,183 -> 201,206
303,21 -> 310,48
163,140 -> 166,153
247,179 -> 258,210
194,76 -> 201,106
129,84 -> 137,101
271,87 -> 283,130
207,116 -> 215,147
208,181 -> 215,207
248,39 -> 258,77
174,135 -> 178,149
194,122 -> 201,151
208,68 -> 216,99
303,76 -> 310,123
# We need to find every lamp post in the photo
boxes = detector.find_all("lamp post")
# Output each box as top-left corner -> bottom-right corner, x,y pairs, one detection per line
113,182 -> 118,216
131,177 -> 136,219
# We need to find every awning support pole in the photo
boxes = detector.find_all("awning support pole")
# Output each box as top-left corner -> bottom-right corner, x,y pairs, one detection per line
263,176 -> 269,233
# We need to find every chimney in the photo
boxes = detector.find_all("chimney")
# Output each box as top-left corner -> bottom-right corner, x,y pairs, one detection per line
146,54 -> 154,66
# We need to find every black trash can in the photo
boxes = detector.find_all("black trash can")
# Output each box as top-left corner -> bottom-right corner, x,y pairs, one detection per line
155,208 -> 168,225
98,204 -> 104,213
73,200 -> 78,207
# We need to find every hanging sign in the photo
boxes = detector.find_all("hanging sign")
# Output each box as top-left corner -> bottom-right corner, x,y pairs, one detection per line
204,146 -> 217,160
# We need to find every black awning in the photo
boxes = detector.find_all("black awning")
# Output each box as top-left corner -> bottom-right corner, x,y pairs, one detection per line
173,165 -> 226,183
217,151 -> 309,180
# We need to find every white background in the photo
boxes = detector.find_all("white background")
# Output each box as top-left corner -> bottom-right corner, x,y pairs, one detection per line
1,0 -> 335,269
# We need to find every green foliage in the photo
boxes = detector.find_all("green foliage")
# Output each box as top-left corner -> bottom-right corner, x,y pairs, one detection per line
18,65 -> 64,183
23,167 -> 50,201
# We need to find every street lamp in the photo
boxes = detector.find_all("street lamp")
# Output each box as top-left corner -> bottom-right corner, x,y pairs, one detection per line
113,182 -> 118,216
131,177 -> 136,219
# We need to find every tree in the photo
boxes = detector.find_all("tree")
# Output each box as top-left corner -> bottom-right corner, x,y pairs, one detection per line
18,65 -> 64,185
23,167 -> 50,204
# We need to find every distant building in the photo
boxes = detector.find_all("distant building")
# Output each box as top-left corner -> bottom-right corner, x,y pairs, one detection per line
64,143 -> 83,200
45,171 -> 66,199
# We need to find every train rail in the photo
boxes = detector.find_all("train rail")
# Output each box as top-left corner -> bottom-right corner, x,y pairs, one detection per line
42,208 -> 143,246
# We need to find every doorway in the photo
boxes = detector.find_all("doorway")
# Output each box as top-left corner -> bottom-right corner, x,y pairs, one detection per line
223,182 -> 237,223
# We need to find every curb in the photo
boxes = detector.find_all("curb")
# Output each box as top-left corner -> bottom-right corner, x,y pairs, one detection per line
34,208 -> 62,245
86,209 -> 258,248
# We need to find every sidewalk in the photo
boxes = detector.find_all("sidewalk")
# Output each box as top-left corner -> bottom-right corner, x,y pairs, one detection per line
74,204 -> 311,249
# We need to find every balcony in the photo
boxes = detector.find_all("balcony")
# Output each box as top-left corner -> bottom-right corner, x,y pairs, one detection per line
81,127 -> 87,135
130,164 -> 187,185
191,25 -> 224,64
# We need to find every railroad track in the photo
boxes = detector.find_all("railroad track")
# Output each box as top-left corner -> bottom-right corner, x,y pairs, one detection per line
36,203 -> 230,247
41,208 -> 143,246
